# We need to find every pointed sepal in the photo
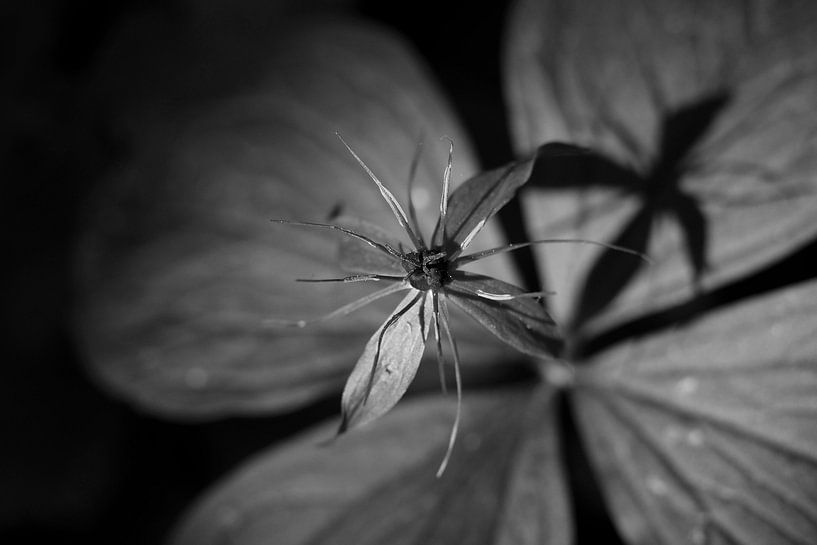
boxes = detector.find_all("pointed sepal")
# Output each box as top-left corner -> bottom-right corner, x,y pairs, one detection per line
340,290 -> 432,432
437,156 -> 536,255
445,272 -> 563,358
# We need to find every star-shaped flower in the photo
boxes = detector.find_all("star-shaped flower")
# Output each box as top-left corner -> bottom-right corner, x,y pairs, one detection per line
74,2 -> 817,544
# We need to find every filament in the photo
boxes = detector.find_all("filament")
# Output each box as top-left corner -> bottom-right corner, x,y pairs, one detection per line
456,238 -> 652,265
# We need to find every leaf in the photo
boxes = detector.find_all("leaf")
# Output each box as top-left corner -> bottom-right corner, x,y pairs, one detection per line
340,290 -> 431,432
572,279 -> 817,545
74,18 -> 483,419
169,386 -> 572,545
445,272 -> 562,358
439,155 -> 536,254
504,0 -> 817,334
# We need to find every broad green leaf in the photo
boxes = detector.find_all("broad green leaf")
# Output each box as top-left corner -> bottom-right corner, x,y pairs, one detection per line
572,279 -> 817,545
504,0 -> 817,334
445,272 -> 562,358
169,386 -> 571,545
74,18 -> 484,419
340,290 -> 431,432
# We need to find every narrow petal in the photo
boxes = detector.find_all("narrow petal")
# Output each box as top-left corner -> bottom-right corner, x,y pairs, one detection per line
444,272 -> 562,358
435,155 -> 536,256
339,290 -> 432,432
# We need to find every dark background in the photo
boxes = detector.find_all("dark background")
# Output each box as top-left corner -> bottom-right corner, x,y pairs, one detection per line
3,1 -> 815,544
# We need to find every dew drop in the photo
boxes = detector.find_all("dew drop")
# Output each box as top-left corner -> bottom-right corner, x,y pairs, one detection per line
715,486 -> 738,503
686,428 -> 705,447
690,523 -> 706,545
675,376 -> 699,396
185,367 -> 209,389
690,512 -> 711,545
646,475 -> 669,496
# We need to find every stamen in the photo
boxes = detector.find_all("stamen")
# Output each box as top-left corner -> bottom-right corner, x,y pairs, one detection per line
475,289 -> 556,301
456,238 -> 653,265
271,219 -> 404,261
436,296 -> 462,478
336,133 -> 425,250
264,282 -> 408,328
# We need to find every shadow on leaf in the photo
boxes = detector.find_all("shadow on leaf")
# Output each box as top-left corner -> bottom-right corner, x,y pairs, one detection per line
527,91 -> 732,329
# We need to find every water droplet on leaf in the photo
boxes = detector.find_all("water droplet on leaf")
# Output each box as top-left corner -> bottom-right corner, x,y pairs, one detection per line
675,376 -> 699,396
686,428 -> 705,447
646,475 -> 669,496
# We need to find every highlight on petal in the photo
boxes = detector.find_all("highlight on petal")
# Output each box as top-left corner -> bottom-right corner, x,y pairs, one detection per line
169,386 -> 571,545
74,17 -> 481,419
339,290 -> 432,432
572,279 -> 817,545
445,272 -> 562,358
504,0 -> 817,333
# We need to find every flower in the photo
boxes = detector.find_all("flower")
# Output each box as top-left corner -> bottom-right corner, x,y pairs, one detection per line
272,134 -> 564,474
269,135 -> 646,475
75,1 -> 817,544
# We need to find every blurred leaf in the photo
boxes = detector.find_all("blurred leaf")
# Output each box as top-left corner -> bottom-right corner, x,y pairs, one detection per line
170,386 -> 572,545
446,272 -> 562,358
573,279 -> 817,545
504,0 -> 817,334
75,18 -> 485,419
340,291 -> 430,432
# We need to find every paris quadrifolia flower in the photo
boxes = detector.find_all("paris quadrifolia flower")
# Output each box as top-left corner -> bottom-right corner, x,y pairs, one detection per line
270,134 -> 646,475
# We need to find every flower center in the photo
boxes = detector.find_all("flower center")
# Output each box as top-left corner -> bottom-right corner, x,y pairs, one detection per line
403,248 -> 451,291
